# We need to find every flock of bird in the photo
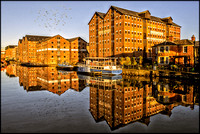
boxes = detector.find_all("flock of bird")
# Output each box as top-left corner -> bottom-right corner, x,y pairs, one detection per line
34,6 -> 72,31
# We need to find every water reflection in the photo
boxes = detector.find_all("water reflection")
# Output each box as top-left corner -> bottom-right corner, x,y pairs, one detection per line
4,64 -> 199,131
89,75 -> 199,130
5,64 -> 17,77
10,65 -> 88,95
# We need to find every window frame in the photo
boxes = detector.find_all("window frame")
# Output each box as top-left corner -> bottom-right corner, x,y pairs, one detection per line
160,57 -> 164,64
159,46 -> 164,53
183,46 -> 187,53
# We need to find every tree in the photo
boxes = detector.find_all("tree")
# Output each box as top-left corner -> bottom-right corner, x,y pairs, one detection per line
125,57 -> 131,66
139,56 -> 143,65
120,57 -> 125,65
132,57 -> 137,66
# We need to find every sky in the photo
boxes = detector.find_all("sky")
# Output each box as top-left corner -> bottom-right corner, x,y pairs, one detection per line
1,1 -> 199,48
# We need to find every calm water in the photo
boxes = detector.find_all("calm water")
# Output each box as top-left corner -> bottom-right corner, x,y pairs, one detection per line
1,64 -> 199,133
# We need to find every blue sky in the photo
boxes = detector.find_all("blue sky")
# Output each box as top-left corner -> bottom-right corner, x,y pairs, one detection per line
1,1 -> 199,48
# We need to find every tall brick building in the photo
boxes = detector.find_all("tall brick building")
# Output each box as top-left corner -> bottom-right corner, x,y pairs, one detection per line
88,5 -> 181,61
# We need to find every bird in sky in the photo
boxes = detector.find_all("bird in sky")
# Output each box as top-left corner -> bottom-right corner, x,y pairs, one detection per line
34,6 -> 72,32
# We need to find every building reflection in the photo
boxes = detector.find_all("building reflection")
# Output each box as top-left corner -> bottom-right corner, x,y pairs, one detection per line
154,79 -> 198,110
89,75 -> 199,130
4,65 -> 199,130
17,66 -> 87,95
6,64 -> 17,77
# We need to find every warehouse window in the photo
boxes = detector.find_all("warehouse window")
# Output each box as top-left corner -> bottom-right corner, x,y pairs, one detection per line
183,46 -> 187,53
166,46 -> 169,52
166,57 -> 169,64
125,47 -> 127,51
160,57 -> 164,64
160,47 -> 164,52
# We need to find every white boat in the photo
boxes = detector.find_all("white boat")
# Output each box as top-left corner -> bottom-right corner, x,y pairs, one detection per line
77,57 -> 122,75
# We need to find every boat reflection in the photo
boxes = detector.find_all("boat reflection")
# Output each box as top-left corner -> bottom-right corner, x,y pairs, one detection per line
89,75 -> 199,130
17,66 -> 88,95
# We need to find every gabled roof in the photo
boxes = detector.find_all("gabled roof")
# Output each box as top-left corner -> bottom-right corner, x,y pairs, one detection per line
18,39 -> 22,43
5,45 -> 17,50
96,12 -> 106,18
162,16 -> 173,21
150,16 -> 164,23
88,12 -> 105,25
138,10 -> 150,14
153,41 -> 177,47
111,5 -> 139,17
88,5 -> 181,27
66,37 -> 79,42
25,35 -> 50,41
39,34 -> 66,43
153,39 -> 194,47
174,39 -> 193,45
67,37 -> 88,43
39,36 -> 53,42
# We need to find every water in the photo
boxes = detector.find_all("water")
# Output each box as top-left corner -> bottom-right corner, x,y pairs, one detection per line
1,65 -> 199,133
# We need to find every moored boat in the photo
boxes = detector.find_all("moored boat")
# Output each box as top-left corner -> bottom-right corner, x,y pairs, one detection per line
77,57 -> 122,75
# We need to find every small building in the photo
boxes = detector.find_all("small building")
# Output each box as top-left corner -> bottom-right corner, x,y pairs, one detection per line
5,45 -> 18,61
152,35 -> 196,66
1,47 -> 6,60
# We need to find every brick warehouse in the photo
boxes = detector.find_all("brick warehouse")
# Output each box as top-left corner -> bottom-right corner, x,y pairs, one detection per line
17,35 -> 88,65
88,5 -> 181,62
5,45 -> 18,61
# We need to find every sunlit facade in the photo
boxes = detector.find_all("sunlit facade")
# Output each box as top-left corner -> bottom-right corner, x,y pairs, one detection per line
1,47 -> 6,60
5,45 -> 18,61
152,35 -> 196,66
17,35 -> 88,65
88,6 -> 181,61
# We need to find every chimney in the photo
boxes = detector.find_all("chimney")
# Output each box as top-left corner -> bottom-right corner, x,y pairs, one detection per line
191,35 -> 195,41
